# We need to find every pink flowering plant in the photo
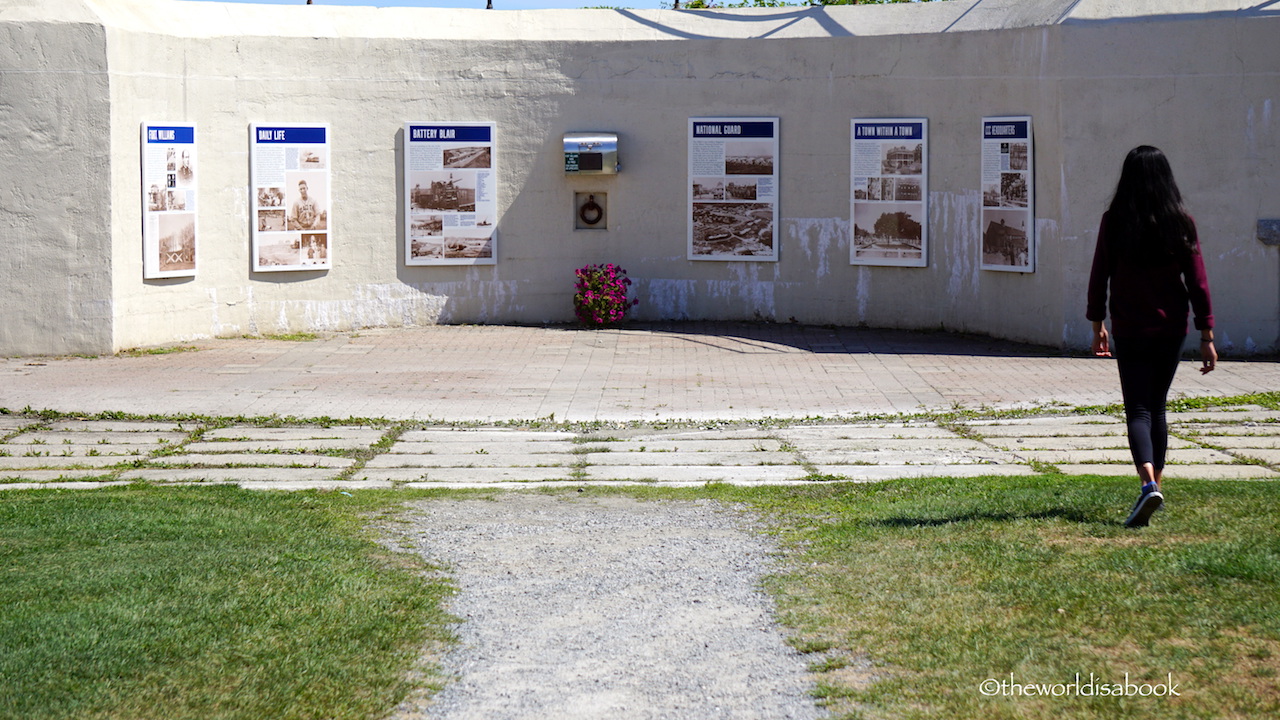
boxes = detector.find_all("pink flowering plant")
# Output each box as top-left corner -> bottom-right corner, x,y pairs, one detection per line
573,263 -> 638,327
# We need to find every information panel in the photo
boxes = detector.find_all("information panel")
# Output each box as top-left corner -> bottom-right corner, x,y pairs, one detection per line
980,116 -> 1034,273
250,124 -> 331,272
141,123 -> 197,279
404,122 -> 497,266
688,117 -> 779,262
851,118 -> 928,267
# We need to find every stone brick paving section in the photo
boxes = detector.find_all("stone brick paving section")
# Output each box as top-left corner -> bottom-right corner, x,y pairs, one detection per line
2,408 -> 1278,490
1,323 -> 1277,489
1,323 -> 1277,423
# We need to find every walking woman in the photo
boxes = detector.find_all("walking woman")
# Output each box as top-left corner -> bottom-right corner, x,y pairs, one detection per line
1086,146 -> 1216,528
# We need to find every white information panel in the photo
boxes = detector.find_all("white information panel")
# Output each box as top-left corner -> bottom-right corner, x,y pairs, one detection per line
851,118 -> 928,267
141,123 -> 197,279
688,117 -> 779,262
404,122 -> 497,265
250,124 -> 331,272
980,116 -> 1034,273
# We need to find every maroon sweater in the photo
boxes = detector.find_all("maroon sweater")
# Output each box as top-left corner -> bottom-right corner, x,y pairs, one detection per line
1086,212 -> 1214,339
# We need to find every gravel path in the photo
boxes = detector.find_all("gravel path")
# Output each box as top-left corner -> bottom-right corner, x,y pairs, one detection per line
388,493 -> 826,720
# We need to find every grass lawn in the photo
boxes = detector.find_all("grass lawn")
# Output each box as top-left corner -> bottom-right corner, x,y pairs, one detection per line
705,474 -> 1280,720
0,485 -> 455,720
2,476 -> 1277,720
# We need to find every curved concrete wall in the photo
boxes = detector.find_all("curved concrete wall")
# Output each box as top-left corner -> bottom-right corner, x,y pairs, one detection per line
1,0 -> 1277,354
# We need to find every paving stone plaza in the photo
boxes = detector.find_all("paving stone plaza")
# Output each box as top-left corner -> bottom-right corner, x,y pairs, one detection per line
1,324 -> 1278,490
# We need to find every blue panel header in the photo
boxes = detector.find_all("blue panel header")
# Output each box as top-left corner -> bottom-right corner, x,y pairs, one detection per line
692,121 -> 774,139
854,122 -> 924,141
984,120 -> 1029,139
255,126 -> 327,144
146,126 -> 194,144
408,125 -> 492,143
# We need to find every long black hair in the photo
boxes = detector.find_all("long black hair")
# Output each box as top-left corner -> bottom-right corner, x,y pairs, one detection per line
1106,145 -> 1197,262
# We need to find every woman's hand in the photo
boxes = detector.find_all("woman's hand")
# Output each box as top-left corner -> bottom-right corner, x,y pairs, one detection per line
1199,338 -> 1217,374
1091,323 -> 1111,358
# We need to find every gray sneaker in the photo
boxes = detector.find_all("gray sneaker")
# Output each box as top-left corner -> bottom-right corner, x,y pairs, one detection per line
1125,485 -> 1164,528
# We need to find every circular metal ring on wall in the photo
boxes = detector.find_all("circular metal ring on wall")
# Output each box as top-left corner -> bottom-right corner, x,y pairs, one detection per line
579,195 -> 603,226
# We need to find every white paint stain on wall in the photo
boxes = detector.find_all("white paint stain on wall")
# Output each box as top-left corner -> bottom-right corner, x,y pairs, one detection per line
856,266 -> 870,322
786,217 -> 844,280
935,191 -> 981,302
214,280 -> 522,337
640,278 -> 695,320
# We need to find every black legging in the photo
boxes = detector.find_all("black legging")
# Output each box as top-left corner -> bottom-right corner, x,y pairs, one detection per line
1113,335 -> 1186,471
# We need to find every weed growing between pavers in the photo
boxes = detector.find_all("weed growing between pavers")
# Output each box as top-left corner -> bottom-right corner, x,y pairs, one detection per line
0,485 -> 456,720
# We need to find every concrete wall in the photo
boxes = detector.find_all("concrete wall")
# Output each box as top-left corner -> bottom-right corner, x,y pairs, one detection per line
0,1 -> 113,355
1,0 -> 1277,355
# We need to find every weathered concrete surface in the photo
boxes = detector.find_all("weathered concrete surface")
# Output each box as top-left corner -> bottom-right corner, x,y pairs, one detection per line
0,2 -> 113,355
1,0 -> 1277,355
4,399 -> 1279,488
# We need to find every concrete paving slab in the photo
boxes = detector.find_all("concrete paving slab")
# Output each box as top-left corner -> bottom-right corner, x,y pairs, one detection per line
0,417 -> 36,432
1054,464 -> 1280,479
399,478 -> 857,489
584,465 -> 810,482
1,470 -> 119,482
202,427 -> 385,443
397,480 -> 624,489
787,438 -> 985,452
1167,410 -> 1280,422
1007,449 -> 1130,464
0,444 -> 156,457
364,453 -> 573,469
1177,423 -> 1280,437
1156,464 -> 1280,480
775,424 -> 957,440
622,428 -> 782,442
182,440 -> 370,453
0,455 -> 135,469
237,479 -> 396,491
985,436 -> 1197,451
118,468 -> 342,483
1185,435 -> 1280,449
400,429 -> 578,442
45,420 -> 195,432
1170,448 -> 1264,464
148,453 -> 356,468
1223,448 -> 1280,464
10,431 -> 188,445
1009,448 -> 1238,465
583,439 -> 788,453
358,467 -> 580,483
961,422 -> 1127,437
958,414 -> 1123,426
581,451 -> 798,467
803,450 -> 1019,465
813,464 -> 1039,480
384,441 -> 579,455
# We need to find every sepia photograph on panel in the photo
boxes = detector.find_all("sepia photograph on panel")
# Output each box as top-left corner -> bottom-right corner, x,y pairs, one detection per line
691,201 -> 775,258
